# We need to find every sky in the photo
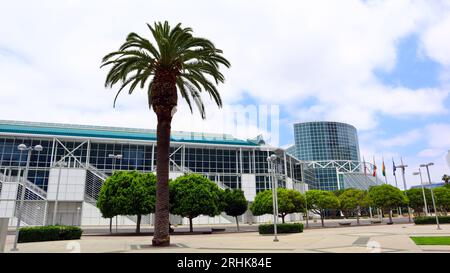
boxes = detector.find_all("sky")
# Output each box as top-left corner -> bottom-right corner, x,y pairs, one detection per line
0,0 -> 450,187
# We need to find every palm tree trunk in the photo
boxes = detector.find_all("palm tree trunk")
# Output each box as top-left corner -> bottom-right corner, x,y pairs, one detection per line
152,110 -> 173,246
150,69 -> 178,247
235,216 -> 240,232
136,214 -> 141,234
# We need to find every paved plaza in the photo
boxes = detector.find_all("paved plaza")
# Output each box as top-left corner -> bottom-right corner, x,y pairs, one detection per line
4,222 -> 450,253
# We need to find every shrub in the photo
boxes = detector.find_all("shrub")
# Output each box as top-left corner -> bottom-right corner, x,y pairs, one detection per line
18,225 -> 83,243
414,216 -> 450,225
258,223 -> 304,234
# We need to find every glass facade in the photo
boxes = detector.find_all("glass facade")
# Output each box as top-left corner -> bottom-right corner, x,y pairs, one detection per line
294,122 -> 360,161
0,120 -> 305,196
293,121 -> 361,191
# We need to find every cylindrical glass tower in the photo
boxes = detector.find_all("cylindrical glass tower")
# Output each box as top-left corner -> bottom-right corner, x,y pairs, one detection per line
293,121 -> 361,190
294,121 -> 360,161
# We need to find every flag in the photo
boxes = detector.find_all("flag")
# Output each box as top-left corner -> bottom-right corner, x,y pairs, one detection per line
372,157 -> 377,177
392,158 -> 396,176
382,160 -> 386,177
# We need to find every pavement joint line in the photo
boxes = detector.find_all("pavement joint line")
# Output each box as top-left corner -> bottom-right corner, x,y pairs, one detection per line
196,247 -> 296,251
304,248 -> 331,253
310,245 -> 406,253
341,232 -> 398,237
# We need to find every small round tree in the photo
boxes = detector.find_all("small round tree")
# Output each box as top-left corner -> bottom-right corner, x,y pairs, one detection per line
222,189 -> 248,231
125,172 -> 157,233
338,188 -> 369,225
368,184 -> 408,224
405,188 -> 432,216
97,177 -> 118,233
434,187 -> 450,215
97,171 -> 156,233
169,174 -> 223,232
250,188 -> 306,223
305,190 -> 340,227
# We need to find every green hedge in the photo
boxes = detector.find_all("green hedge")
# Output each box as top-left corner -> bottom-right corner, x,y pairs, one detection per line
414,216 -> 450,225
18,225 -> 83,243
258,223 -> 304,234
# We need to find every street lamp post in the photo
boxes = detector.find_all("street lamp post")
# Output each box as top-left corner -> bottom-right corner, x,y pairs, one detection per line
412,170 -> 429,216
267,154 -> 279,242
52,161 -> 67,226
108,154 -> 122,233
76,207 -> 81,226
396,163 -> 412,223
420,163 -> 441,230
11,144 -> 43,251
108,154 -> 123,174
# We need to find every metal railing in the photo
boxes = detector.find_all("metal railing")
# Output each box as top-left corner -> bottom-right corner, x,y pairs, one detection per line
0,169 -> 47,199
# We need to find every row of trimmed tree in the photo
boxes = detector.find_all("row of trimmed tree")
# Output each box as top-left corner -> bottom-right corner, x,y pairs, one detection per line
97,171 -> 248,233
252,183 -> 450,227
98,171 -> 450,232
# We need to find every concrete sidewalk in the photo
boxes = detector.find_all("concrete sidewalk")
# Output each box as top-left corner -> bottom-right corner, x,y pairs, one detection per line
4,223 -> 450,253
7,216 -> 410,235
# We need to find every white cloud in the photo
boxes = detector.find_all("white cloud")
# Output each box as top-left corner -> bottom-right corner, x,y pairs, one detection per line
377,129 -> 423,148
421,10 -> 450,66
0,0 -> 450,148
417,148 -> 445,158
425,123 -> 450,148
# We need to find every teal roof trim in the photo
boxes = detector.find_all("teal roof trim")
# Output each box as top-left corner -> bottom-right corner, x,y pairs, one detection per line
0,121 -> 258,147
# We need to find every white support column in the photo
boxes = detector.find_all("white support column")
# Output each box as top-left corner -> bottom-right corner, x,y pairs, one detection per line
290,157 -> 293,180
49,138 -> 56,166
181,145 -> 185,170
336,168 -> 341,190
151,144 -> 155,171
239,148 -> 243,174
283,152 -> 288,179
252,149 -> 256,173
86,139 -> 91,165
42,201 -> 48,226
236,149 -> 239,174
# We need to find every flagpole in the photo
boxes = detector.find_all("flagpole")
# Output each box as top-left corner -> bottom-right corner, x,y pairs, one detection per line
399,156 -> 412,222
392,157 -> 399,188
393,157 -> 401,216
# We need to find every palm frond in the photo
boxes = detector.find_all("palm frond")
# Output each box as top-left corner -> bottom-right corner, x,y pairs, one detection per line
102,21 -> 230,112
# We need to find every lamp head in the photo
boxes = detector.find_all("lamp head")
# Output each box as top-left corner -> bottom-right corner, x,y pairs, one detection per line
17,144 -> 27,151
270,154 -> 277,161
412,172 -> 420,175
33,145 -> 43,152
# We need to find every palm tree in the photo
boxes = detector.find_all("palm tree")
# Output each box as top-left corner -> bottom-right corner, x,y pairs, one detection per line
101,21 -> 230,246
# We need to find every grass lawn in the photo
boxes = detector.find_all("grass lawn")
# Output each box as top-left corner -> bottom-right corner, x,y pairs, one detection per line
410,236 -> 450,245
